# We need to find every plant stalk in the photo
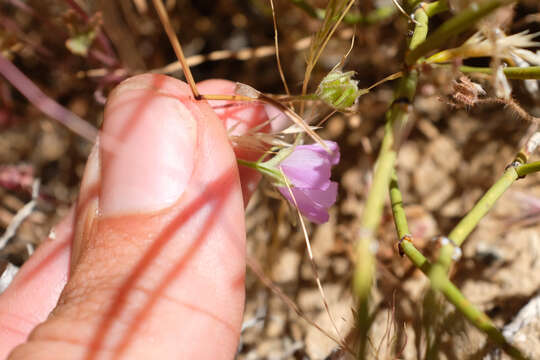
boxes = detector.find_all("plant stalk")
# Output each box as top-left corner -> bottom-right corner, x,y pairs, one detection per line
353,6 -> 428,358
459,65 -> 540,79
389,170 -> 528,359
406,0 -> 516,66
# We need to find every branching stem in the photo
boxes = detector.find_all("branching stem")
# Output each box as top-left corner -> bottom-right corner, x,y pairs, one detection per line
406,0 -> 516,65
435,160 -> 540,273
389,169 -> 528,360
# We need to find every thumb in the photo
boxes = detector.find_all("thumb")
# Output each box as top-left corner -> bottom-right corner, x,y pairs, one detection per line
10,74 -> 246,360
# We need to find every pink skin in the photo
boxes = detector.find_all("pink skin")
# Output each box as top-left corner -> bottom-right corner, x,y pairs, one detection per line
0,74 -> 268,359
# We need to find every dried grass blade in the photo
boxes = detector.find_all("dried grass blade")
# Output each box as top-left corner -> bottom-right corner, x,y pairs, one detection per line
279,168 -> 344,347
246,255 -> 354,355
269,0 -> 290,96
151,0 -> 200,98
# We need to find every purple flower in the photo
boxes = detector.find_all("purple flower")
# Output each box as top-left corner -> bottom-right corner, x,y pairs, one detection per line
277,141 -> 340,224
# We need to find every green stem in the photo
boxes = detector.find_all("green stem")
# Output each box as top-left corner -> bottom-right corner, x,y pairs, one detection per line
389,172 -> 528,359
436,160 -> 540,273
353,6 -> 427,359
437,165 -> 520,271
424,0 -> 450,17
451,167 -> 519,245
362,6 -> 396,25
516,161 -> 540,177
290,0 -> 396,25
406,0 -> 449,17
459,65 -> 540,80
389,170 -> 410,239
237,158 -> 282,181
406,0 -> 516,66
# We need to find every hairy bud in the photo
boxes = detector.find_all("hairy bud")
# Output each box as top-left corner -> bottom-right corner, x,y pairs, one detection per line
316,70 -> 366,110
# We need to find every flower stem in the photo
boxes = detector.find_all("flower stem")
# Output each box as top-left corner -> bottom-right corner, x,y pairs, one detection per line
237,158 -> 282,182
459,65 -> 540,79
353,6 -> 428,358
389,171 -> 528,359
405,0 -> 516,66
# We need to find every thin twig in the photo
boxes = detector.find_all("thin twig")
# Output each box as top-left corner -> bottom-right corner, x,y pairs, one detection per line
301,0 -> 356,115
390,0 -> 421,25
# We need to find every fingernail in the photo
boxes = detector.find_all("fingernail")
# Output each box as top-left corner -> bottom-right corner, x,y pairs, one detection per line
99,81 -> 197,216
78,138 -> 100,204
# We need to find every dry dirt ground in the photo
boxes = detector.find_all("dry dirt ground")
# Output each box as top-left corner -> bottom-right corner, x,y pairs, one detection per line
1,1 -> 540,359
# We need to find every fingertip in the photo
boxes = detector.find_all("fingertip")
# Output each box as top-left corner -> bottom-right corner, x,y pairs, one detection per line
197,79 -> 268,135
197,79 -> 270,204
100,74 -> 198,216
13,75 -> 247,360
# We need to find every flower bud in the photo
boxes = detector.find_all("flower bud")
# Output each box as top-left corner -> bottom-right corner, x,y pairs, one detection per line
316,70 -> 366,110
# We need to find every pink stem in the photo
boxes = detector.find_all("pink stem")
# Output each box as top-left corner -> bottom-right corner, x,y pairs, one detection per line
0,54 -> 98,142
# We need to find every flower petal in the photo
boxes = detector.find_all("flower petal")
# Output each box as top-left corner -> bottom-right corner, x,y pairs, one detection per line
273,140 -> 340,224
295,141 -> 340,166
280,148 -> 332,189
278,186 -> 335,224
300,182 -> 338,208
